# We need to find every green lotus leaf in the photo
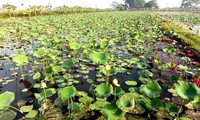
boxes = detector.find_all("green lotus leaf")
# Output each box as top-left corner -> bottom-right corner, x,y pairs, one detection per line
33,83 -> 41,88
114,86 -> 125,96
178,65 -> 188,71
128,57 -> 140,64
0,91 -> 15,111
33,49 -> 46,58
140,81 -> 161,98
125,80 -> 137,86
69,42 -> 80,50
78,96 -> 93,105
20,105 -> 33,113
52,65 -> 62,74
137,63 -> 147,69
33,72 -> 40,80
48,49 -> 61,57
63,60 -> 74,69
178,117 -> 192,120
68,102 -> 83,112
165,103 -> 179,113
138,98 -> 163,110
58,86 -> 77,101
100,41 -> 109,49
35,88 -> 56,102
139,70 -> 153,78
95,83 -> 113,99
0,111 -> 16,120
101,102 -> 125,120
13,53 -> 28,66
163,45 -> 176,54
89,51 -> 110,64
25,110 -> 38,118
116,93 -> 135,112
173,81 -> 200,101
90,100 -> 109,110
192,96 -> 200,110
44,66 -> 53,74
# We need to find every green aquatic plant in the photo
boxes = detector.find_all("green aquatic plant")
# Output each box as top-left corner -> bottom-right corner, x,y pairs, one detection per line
89,51 -> 110,64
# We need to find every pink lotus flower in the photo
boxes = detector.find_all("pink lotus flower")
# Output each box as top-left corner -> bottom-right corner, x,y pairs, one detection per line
193,79 -> 200,87
187,53 -> 193,57
193,61 -> 200,65
169,39 -> 173,43
187,50 -> 192,53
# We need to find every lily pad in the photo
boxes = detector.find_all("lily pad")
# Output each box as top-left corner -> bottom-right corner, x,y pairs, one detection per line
90,100 -> 109,110
63,60 -> 74,69
173,81 -> 200,101
13,53 -> 28,66
25,110 -> 38,118
33,49 -> 45,58
33,72 -> 40,80
140,81 -> 161,98
95,83 -> 113,99
0,91 -> 15,111
0,111 -> 16,120
116,93 -> 135,112
20,105 -> 33,113
125,80 -> 137,86
52,65 -> 62,74
58,86 -> 77,101
89,51 -> 110,64
101,102 -> 125,120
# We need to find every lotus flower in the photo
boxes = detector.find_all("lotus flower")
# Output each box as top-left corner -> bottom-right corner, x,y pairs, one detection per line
186,50 -> 192,53
187,54 -> 193,57
193,79 -> 200,87
170,35 -> 174,39
169,39 -> 173,43
193,61 -> 200,65
113,78 -> 120,86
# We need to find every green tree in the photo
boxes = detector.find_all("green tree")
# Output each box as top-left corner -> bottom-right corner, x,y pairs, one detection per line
144,0 -> 159,8
192,0 -> 200,6
29,5 -> 45,16
2,3 -> 17,17
181,0 -> 200,8
110,1 -> 125,10
124,0 -> 145,8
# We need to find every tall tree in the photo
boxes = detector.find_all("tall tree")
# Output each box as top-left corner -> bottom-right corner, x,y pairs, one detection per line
181,0 -> 200,8
191,0 -> 200,6
110,1 -> 125,10
144,0 -> 159,8
124,0 -> 145,8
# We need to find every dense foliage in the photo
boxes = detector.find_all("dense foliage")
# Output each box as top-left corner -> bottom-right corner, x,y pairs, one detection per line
0,12 -> 200,119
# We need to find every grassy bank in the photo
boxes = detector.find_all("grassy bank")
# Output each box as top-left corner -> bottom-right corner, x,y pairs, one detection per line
154,13 -> 200,53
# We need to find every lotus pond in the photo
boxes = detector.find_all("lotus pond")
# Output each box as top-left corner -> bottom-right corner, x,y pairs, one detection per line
0,11 -> 200,120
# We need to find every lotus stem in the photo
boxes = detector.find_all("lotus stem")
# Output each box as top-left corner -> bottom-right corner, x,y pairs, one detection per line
176,99 -> 184,119
10,105 -> 26,118
114,86 -> 116,100
20,66 -> 23,75
68,98 -> 71,116
8,58 -> 16,75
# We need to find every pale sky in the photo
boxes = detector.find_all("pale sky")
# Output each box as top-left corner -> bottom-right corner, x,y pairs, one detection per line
0,0 -> 182,9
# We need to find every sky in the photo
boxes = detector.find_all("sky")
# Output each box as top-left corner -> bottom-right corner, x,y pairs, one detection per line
0,0 -> 183,9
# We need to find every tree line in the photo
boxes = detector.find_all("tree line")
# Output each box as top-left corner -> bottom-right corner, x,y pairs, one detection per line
111,0 -> 158,10
111,0 -> 200,10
